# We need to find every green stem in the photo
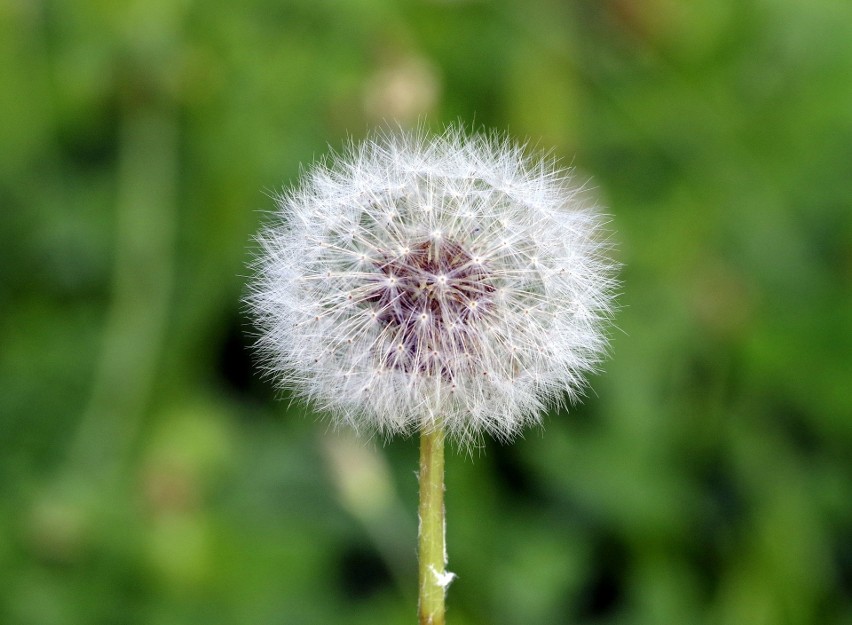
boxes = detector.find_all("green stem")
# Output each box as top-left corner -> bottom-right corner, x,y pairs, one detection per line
418,426 -> 448,625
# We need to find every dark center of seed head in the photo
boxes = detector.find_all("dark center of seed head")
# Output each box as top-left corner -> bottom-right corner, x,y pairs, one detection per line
367,239 -> 494,375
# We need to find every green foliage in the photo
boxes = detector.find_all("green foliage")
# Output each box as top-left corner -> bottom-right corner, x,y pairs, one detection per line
1,1 -> 850,623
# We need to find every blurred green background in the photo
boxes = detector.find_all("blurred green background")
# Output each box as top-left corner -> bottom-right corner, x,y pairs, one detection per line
2,0 -> 851,624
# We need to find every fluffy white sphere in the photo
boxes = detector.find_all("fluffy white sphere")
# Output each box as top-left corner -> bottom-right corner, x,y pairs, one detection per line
248,128 -> 617,443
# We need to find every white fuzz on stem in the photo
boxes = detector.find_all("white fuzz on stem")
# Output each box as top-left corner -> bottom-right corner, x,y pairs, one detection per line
249,126 -> 617,445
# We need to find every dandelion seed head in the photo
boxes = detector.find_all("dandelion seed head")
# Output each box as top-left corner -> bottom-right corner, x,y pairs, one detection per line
248,127 -> 617,444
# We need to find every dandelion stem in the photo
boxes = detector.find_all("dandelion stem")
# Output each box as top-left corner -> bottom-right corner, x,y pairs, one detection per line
418,425 -> 448,625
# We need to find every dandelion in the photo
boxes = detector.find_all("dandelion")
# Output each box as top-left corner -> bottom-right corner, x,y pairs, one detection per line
248,126 -> 617,624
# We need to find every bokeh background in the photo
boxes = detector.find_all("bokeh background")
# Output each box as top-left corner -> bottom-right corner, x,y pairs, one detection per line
2,0 -> 851,624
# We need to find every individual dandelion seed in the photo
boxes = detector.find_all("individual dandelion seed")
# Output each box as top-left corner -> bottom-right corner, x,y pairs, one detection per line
247,126 -> 617,625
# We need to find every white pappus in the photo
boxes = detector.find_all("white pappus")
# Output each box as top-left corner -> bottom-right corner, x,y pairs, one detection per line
248,127 -> 617,444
